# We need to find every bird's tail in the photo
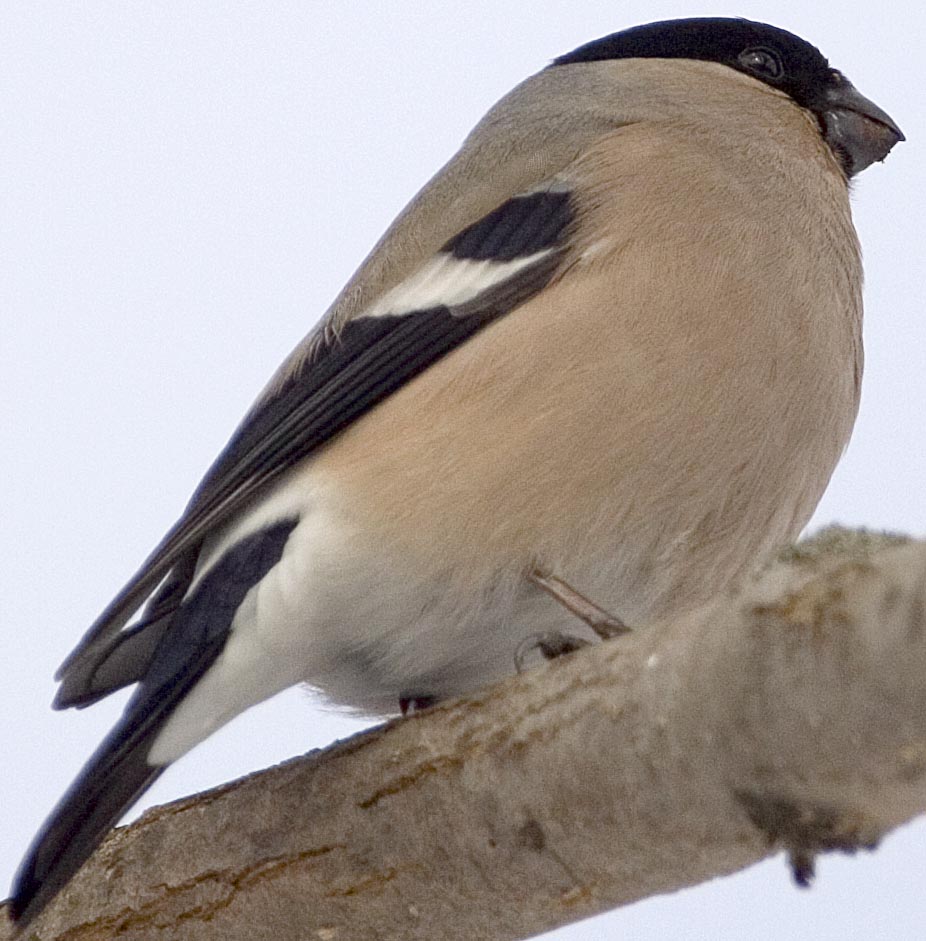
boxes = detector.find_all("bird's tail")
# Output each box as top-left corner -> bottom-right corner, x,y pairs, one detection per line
9,518 -> 298,925
9,700 -> 172,924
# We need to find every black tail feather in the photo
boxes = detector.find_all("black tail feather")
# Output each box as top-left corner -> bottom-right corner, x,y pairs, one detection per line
10,518 -> 298,925
10,720 -> 168,924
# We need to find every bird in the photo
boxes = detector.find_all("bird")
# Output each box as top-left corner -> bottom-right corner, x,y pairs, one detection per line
9,16 -> 902,926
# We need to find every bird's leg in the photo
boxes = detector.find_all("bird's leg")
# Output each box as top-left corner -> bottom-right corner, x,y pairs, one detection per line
515,570 -> 633,671
529,570 -> 632,639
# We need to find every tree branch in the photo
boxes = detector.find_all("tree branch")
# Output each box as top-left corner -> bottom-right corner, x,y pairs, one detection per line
5,528 -> 926,941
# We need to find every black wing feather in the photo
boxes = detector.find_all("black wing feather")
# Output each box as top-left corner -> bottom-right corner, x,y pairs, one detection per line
445,190 -> 573,261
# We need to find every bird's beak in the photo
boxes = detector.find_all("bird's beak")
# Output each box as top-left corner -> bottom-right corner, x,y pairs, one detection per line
822,79 -> 905,177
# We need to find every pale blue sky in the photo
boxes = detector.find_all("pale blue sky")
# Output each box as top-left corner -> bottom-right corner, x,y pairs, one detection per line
2,4 -> 921,938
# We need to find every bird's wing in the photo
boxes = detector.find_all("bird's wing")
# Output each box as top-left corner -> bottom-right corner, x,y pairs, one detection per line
53,57 -> 635,706
54,181 -> 580,707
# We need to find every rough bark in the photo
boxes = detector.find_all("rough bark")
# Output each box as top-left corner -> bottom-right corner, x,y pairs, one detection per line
4,528 -> 925,941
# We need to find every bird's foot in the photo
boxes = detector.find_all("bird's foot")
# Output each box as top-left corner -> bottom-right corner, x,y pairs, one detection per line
515,631 -> 591,672
399,695 -> 438,716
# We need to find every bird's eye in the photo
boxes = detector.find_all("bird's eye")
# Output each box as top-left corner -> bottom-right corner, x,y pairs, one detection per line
737,47 -> 784,79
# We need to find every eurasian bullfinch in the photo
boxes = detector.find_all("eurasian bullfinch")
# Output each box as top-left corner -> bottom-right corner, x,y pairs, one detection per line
10,16 -> 903,925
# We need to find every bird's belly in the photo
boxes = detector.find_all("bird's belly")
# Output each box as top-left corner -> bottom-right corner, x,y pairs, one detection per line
285,394 -> 849,716
275,461 -> 808,717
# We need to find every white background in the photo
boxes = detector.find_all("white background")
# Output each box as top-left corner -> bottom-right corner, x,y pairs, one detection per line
2,3 -> 921,938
